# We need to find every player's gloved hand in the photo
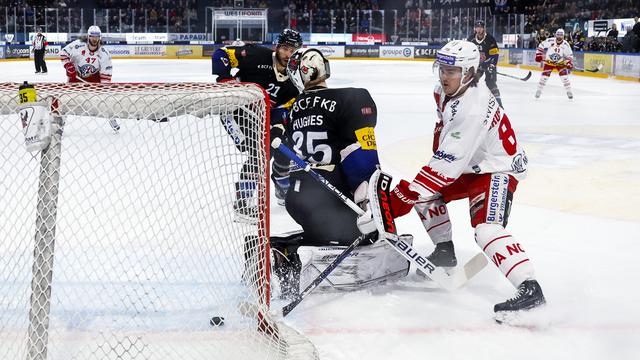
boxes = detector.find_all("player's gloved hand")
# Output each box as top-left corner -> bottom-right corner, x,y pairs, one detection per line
566,58 -> 574,70
270,123 -> 286,142
390,180 -> 420,218
355,181 -> 377,234
486,63 -> 496,73
534,52 -> 543,63
64,63 -> 77,82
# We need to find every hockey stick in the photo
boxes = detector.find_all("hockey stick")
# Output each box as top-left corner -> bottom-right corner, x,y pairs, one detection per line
497,70 -> 532,81
574,64 -> 603,73
281,233 -> 368,317
272,139 -> 487,293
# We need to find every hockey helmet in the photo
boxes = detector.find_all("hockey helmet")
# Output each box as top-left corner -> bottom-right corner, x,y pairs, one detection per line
555,28 -> 565,38
277,28 -> 303,49
435,40 -> 480,95
287,48 -> 330,92
474,20 -> 485,28
88,25 -> 102,38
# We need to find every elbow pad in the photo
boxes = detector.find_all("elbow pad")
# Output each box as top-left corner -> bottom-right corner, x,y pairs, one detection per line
341,146 -> 379,191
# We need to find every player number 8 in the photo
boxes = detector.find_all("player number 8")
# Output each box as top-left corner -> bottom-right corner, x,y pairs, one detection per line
498,114 -> 517,155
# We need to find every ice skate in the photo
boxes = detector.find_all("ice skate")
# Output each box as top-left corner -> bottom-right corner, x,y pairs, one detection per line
417,241 -> 457,278
494,280 -> 546,324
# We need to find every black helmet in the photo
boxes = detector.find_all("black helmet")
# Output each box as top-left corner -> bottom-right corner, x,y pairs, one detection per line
474,20 -> 485,28
277,28 -> 302,49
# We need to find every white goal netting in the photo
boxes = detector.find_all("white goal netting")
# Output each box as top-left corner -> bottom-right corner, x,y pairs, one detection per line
0,82 -> 317,360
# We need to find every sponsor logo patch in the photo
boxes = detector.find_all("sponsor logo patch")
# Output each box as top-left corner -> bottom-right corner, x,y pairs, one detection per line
355,127 -> 376,150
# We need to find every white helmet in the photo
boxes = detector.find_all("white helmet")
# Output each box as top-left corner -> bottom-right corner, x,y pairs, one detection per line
435,40 -> 480,95
88,25 -> 101,38
286,48 -> 331,92
555,28 -> 565,38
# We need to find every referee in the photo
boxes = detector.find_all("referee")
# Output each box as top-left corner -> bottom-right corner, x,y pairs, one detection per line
33,28 -> 48,74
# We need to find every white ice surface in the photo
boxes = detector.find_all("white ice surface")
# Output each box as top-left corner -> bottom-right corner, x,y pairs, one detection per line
2,58 -> 639,360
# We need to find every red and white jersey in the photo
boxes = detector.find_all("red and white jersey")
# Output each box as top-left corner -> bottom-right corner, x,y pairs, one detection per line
409,83 -> 528,198
537,38 -> 573,66
61,40 -> 112,83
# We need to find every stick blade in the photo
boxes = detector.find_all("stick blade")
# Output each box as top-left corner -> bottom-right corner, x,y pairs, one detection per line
449,252 -> 488,289
522,71 -> 532,81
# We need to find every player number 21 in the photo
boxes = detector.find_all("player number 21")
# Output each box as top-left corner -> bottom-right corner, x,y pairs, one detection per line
266,83 -> 280,97
498,114 -> 517,155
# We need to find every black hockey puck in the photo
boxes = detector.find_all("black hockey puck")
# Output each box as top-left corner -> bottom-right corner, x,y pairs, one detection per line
210,316 -> 225,327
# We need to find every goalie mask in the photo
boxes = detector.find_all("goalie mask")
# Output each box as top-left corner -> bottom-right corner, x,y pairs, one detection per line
287,48 -> 331,92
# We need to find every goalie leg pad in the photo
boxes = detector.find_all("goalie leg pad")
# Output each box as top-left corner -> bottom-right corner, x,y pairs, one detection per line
296,235 -> 412,291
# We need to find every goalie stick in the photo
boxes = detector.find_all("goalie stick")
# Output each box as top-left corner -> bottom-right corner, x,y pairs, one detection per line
497,70 -> 532,81
281,233 -> 368,317
271,139 -> 487,293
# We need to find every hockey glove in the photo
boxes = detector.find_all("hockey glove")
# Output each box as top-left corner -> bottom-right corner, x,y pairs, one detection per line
64,62 -> 77,82
270,123 -> 286,143
534,52 -> 543,63
389,180 -> 420,218
565,58 -> 574,70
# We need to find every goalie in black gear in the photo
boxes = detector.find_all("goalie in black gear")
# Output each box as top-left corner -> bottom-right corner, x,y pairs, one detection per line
269,48 -> 410,299
212,29 -> 303,219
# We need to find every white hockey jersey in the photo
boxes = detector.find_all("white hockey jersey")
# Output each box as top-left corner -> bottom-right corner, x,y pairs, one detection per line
409,83 -> 528,197
537,38 -> 573,66
60,40 -> 112,83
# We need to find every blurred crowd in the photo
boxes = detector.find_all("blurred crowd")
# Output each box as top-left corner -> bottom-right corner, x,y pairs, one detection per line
1,0 -> 639,52
523,0 -> 639,52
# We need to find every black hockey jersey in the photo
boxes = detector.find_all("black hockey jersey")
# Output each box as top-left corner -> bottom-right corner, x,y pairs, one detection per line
219,45 -> 299,108
287,87 -> 377,168
467,33 -> 500,65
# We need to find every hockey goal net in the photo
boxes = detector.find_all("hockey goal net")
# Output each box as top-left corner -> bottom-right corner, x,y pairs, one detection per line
0,82 -> 317,360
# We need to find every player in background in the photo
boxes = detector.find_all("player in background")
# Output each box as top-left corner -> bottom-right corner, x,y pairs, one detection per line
269,48 -> 408,298
468,20 -> 502,107
32,28 -> 48,74
212,29 -> 302,219
61,26 -> 112,83
535,28 -> 574,99
359,40 -> 545,317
